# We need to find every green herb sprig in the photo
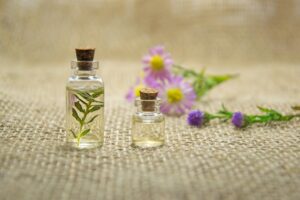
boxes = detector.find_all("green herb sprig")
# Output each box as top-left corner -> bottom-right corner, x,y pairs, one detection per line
71,89 -> 104,145
187,105 -> 300,128
216,105 -> 300,128
173,65 -> 237,99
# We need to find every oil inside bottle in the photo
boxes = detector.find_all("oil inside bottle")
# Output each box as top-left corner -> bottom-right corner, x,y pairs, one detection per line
66,86 -> 104,149
132,113 -> 165,148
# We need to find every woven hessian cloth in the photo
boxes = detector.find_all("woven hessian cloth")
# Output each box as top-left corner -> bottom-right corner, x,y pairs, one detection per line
0,62 -> 299,200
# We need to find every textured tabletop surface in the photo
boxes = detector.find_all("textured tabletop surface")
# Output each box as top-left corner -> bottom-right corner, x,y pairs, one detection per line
0,62 -> 299,200
1,0 -> 300,199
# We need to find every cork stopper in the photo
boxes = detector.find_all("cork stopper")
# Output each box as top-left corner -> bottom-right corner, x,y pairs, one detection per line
75,48 -> 95,70
139,88 -> 158,111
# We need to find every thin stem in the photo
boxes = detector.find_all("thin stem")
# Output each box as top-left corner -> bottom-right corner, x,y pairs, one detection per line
77,101 -> 92,145
208,113 -> 231,120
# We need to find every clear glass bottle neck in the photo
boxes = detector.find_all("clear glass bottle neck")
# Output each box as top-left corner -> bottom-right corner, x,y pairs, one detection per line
73,69 -> 97,76
71,60 -> 99,77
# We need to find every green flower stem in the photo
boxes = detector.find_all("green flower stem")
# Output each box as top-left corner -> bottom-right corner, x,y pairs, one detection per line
248,114 -> 300,124
206,113 -> 231,120
173,65 -> 237,99
173,65 -> 198,77
214,105 -> 300,127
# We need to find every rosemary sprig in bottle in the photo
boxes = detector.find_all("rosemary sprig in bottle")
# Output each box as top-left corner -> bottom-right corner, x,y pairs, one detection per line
70,89 -> 104,145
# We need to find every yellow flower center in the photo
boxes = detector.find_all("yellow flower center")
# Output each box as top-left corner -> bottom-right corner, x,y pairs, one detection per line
150,55 -> 164,71
167,88 -> 184,103
134,84 -> 144,97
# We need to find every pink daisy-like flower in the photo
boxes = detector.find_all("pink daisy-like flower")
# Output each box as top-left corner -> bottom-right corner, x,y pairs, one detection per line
142,45 -> 173,81
125,76 -> 159,102
158,76 -> 196,116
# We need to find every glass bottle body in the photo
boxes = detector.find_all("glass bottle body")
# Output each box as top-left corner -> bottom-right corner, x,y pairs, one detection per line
66,62 -> 104,149
131,98 -> 165,148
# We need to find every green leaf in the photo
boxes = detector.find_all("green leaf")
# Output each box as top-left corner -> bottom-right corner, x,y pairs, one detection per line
208,74 -> 236,84
197,74 -> 236,99
221,104 -> 228,112
87,115 -> 99,124
92,101 -> 104,107
70,130 -> 77,138
173,64 -> 237,100
217,104 -> 232,117
77,91 -> 94,102
257,106 -> 273,113
281,115 -> 295,121
72,108 -> 82,125
257,106 -> 282,115
173,65 -> 198,77
89,105 -> 102,112
79,129 -> 90,138
75,101 -> 84,113
74,94 -> 88,106
71,89 -> 104,143
92,89 -> 104,98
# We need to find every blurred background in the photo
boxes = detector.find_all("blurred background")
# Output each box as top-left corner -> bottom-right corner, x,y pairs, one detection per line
0,0 -> 300,104
1,0 -> 300,66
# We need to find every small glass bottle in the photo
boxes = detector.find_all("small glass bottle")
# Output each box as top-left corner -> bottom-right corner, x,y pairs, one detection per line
66,48 -> 104,149
131,88 -> 165,148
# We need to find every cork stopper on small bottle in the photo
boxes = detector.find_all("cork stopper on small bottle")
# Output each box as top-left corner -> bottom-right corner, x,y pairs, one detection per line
140,88 -> 158,111
75,48 -> 95,70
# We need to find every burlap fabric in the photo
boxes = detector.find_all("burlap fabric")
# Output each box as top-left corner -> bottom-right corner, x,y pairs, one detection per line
0,62 -> 299,200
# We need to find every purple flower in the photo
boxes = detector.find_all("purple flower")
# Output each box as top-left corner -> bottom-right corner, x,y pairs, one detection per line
231,112 -> 245,128
187,110 -> 206,127
144,75 -> 160,88
158,75 -> 196,116
142,45 -> 173,81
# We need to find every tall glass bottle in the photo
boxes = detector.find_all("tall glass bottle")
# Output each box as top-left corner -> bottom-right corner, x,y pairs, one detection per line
66,48 -> 104,149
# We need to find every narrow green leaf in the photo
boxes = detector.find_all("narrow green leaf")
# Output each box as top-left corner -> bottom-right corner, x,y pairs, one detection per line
172,65 -> 198,77
77,91 -> 94,102
70,130 -> 77,138
79,129 -> 90,138
257,106 -> 272,113
221,104 -> 228,112
87,115 -> 99,124
92,89 -> 104,98
173,65 -> 237,100
196,74 -> 236,99
280,115 -> 294,121
257,106 -> 283,120
75,101 -> 84,113
208,74 -> 236,84
89,105 -> 102,112
217,104 -> 233,117
72,108 -> 82,125
92,101 -> 104,107
74,94 -> 88,106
